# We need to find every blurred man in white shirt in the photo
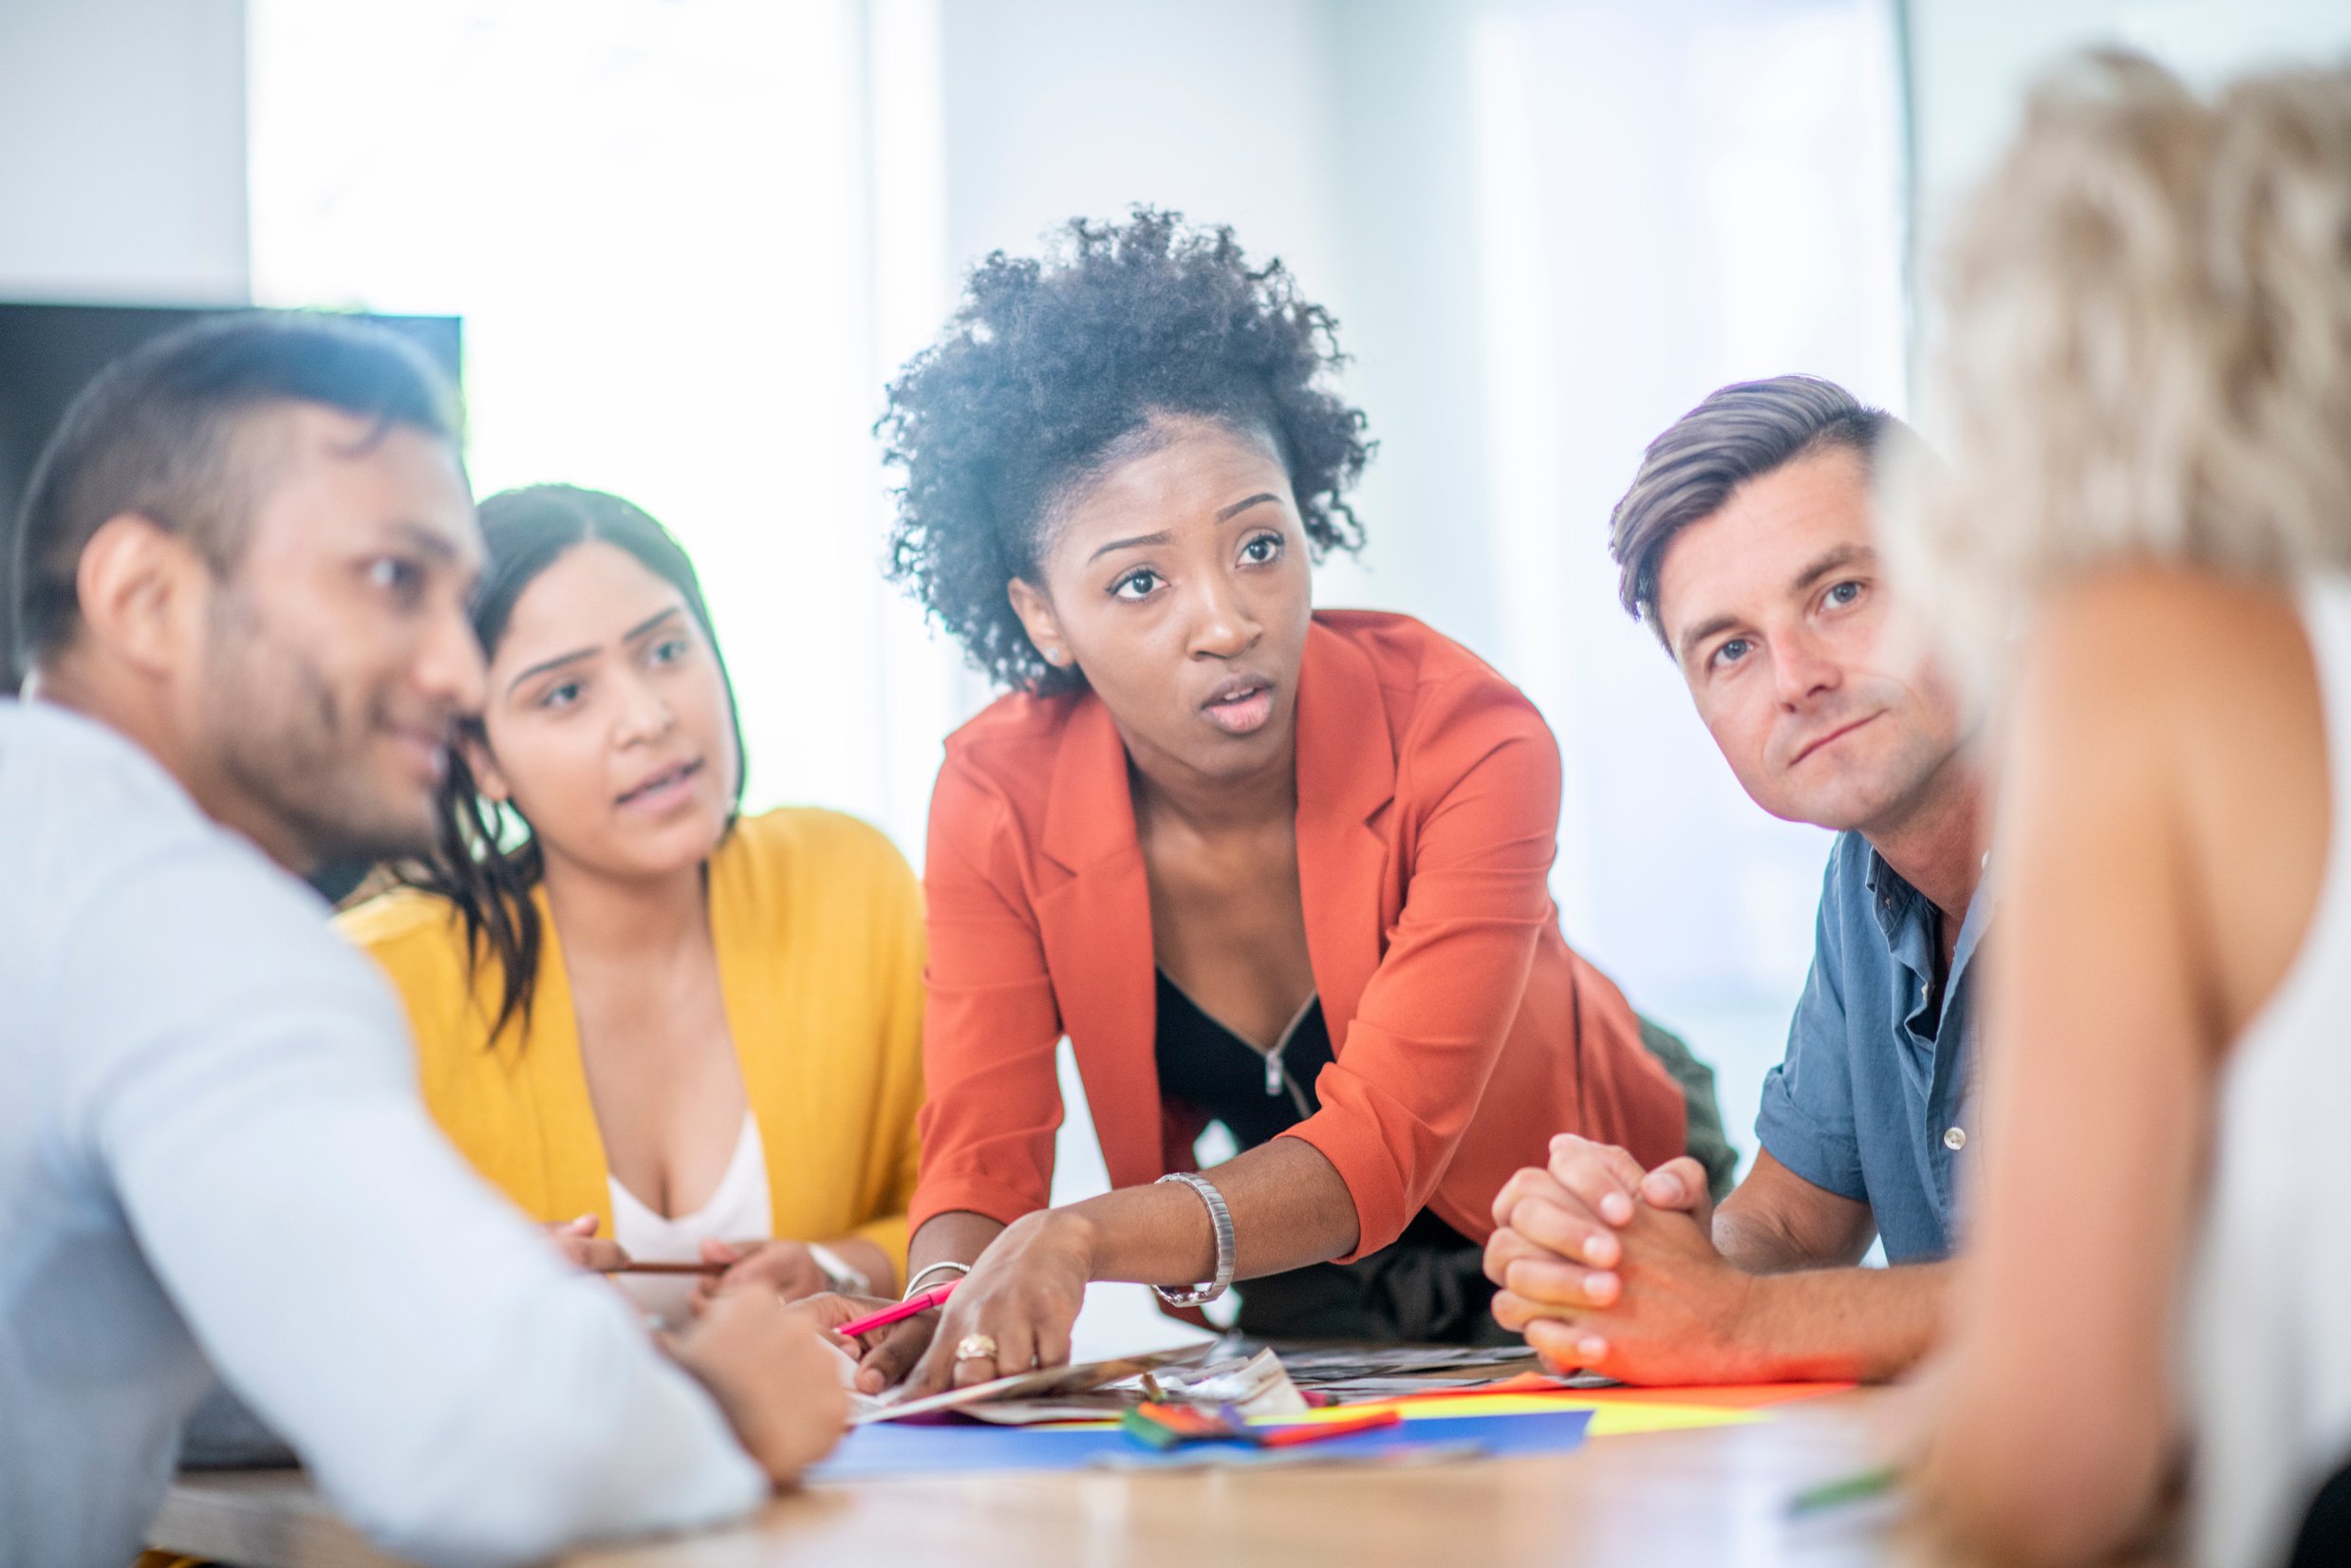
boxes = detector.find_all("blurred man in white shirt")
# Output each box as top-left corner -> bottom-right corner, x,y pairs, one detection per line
0,314 -> 845,1568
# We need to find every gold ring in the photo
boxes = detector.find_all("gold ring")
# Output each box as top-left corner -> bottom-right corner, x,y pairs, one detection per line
955,1334 -> 998,1362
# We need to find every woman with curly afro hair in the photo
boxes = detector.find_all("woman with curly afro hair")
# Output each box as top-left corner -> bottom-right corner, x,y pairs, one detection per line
850,210 -> 1699,1396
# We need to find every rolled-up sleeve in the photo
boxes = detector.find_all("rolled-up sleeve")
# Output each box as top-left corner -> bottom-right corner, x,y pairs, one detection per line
1278,680 -> 1562,1260
1753,850 -> 1869,1204
64,848 -> 766,1567
907,757 -> 1067,1233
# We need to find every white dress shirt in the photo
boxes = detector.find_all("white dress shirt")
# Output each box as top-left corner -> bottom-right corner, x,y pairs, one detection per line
0,700 -> 765,1568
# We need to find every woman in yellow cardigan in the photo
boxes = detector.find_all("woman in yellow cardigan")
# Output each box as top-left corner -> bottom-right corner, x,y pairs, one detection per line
339,484 -> 924,1324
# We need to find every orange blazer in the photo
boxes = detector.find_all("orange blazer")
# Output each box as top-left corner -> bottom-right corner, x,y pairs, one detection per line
912,610 -> 1686,1260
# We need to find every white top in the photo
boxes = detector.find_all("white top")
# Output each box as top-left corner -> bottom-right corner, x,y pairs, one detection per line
0,700 -> 764,1568
610,1111 -> 774,1326
2186,576 -> 2351,1568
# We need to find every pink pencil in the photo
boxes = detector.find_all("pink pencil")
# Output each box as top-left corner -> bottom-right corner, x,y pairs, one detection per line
837,1281 -> 958,1339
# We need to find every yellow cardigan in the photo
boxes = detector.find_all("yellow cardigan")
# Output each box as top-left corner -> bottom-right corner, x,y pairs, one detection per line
337,808 -> 926,1273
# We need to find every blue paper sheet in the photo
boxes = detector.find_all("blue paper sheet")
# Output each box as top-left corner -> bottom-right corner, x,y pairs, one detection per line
807,1409 -> 1595,1482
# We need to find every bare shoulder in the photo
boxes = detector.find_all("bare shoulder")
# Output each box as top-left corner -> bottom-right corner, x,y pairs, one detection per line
2025,565 -> 2328,1035
2024,565 -> 2316,771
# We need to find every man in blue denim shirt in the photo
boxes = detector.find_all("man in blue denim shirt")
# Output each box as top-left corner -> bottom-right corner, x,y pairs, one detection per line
1484,375 -> 1987,1384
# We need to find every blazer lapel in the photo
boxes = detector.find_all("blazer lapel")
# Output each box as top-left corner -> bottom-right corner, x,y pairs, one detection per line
1035,695 -> 1165,1192
1293,620 -> 1396,1046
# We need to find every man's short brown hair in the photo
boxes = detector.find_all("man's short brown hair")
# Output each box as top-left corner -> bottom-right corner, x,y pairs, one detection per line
1608,375 -> 1894,640
11,312 -> 459,671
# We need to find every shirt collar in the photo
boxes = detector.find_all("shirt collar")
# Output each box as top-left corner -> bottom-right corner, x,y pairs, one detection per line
1950,853 -> 1995,984
1861,842 -> 1995,978
1861,845 -> 1926,948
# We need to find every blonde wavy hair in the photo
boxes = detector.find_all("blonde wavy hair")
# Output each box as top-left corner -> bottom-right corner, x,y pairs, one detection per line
1890,50 -> 2351,680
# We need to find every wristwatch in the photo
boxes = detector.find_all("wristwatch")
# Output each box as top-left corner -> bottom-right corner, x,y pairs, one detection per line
805,1241 -> 873,1297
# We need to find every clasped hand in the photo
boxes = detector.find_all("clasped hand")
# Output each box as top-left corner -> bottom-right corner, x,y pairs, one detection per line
1485,1134 -> 1759,1383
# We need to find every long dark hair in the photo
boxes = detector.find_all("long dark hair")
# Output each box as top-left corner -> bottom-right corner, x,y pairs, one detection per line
402,484 -> 747,1043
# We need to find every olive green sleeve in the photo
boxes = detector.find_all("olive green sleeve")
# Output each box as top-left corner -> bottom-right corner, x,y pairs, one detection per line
1634,1014 -> 1739,1203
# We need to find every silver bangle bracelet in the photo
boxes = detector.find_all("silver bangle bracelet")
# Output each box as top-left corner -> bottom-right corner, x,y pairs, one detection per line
902,1260 -> 971,1301
1153,1171 -> 1236,1307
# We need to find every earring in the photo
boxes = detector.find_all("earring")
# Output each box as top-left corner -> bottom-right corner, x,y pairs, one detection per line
1044,648 -> 1066,666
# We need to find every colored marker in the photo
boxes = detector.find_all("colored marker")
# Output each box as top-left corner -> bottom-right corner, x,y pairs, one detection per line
835,1281 -> 958,1339
1787,1464 -> 1902,1516
1257,1409 -> 1403,1448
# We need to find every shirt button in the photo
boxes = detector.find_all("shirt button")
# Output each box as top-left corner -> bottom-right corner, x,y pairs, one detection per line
1943,1126 -> 1968,1151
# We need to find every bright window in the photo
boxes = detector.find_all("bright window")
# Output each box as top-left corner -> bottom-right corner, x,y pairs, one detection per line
1470,0 -> 1910,1163
248,0 -> 970,854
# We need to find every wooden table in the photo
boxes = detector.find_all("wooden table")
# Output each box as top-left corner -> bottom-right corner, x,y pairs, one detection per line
151,1387 -> 1942,1567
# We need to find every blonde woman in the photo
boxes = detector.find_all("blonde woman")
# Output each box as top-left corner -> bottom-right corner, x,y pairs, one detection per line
1888,53 -> 2351,1568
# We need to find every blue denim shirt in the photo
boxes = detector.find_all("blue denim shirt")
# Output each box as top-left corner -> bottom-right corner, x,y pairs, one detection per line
1754,831 -> 1988,1263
